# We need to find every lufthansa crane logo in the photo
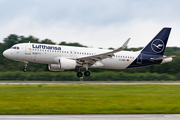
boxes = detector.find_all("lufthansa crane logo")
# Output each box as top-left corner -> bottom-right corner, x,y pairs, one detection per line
151,39 -> 164,53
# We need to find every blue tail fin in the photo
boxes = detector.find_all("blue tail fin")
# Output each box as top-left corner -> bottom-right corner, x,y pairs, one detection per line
141,27 -> 171,55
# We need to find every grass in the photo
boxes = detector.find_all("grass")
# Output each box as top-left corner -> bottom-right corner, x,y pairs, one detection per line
0,84 -> 180,114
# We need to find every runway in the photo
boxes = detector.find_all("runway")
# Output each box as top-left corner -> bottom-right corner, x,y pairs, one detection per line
1,114 -> 180,120
0,82 -> 180,85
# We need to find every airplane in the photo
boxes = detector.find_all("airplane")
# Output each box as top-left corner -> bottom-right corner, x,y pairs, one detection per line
3,27 -> 175,77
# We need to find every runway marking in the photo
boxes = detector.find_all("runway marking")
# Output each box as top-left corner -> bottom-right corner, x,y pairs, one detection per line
1,82 -> 180,85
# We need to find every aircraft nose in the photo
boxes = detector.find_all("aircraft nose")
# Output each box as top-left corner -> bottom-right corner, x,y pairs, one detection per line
3,50 -> 9,58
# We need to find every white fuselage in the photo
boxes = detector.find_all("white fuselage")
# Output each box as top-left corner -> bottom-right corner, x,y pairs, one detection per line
3,43 -> 140,69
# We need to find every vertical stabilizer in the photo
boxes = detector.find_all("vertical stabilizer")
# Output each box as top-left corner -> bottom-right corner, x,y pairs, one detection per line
141,27 -> 171,55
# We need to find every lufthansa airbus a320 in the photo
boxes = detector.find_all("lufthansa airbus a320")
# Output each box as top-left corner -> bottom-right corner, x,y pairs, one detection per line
3,28 -> 174,77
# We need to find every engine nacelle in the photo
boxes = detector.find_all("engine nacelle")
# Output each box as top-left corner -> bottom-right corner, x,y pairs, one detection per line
48,64 -> 64,71
48,58 -> 77,71
161,57 -> 173,64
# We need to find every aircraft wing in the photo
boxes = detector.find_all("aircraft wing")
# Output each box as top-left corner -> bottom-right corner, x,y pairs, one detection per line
75,38 -> 130,65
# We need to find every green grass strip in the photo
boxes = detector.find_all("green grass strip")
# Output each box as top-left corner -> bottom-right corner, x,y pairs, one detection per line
0,84 -> 180,114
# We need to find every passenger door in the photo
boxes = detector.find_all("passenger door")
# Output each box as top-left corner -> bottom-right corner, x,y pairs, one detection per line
25,43 -> 31,55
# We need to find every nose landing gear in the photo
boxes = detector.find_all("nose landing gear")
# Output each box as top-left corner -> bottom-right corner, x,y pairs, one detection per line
23,62 -> 28,72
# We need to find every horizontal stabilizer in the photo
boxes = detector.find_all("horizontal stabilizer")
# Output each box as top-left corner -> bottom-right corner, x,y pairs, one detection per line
151,55 -> 175,60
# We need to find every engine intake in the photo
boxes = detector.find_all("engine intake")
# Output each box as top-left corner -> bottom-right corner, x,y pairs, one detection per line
48,64 -> 63,71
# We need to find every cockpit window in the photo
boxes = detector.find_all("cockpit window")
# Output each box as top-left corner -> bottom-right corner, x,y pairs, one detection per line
10,46 -> 19,50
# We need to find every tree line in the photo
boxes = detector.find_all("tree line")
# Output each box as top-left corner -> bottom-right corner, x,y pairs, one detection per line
0,71 -> 178,81
0,34 -> 180,75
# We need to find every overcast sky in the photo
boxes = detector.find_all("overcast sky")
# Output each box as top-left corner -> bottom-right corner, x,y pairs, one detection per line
0,0 -> 179,48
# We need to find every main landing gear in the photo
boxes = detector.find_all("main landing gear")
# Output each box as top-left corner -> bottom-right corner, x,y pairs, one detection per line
76,65 -> 91,77
77,71 -> 90,77
23,62 -> 28,72
84,71 -> 90,77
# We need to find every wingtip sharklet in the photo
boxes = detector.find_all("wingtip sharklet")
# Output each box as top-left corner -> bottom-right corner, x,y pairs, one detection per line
111,38 -> 130,53
121,38 -> 130,49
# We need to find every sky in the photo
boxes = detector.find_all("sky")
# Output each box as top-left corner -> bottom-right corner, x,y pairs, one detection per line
0,0 -> 180,49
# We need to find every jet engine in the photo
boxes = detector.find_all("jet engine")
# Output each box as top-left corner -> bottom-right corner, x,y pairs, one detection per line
48,64 -> 63,71
48,58 -> 77,71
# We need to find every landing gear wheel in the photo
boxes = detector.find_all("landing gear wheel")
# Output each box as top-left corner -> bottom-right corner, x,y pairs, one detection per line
84,71 -> 90,77
23,68 -> 27,72
23,62 -> 28,72
77,72 -> 83,77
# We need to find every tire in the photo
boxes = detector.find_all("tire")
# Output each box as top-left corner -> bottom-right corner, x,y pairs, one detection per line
84,71 -> 90,77
77,72 -> 83,77
23,68 -> 27,72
